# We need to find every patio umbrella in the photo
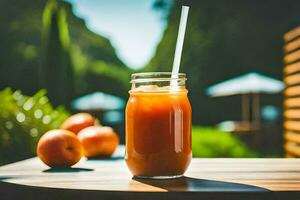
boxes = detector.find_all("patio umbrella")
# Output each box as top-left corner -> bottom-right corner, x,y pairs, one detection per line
206,72 -> 285,129
71,92 -> 125,111
207,72 -> 284,97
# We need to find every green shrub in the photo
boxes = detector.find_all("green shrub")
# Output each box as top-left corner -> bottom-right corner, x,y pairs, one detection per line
192,126 -> 257,158
0,88 -> 69,165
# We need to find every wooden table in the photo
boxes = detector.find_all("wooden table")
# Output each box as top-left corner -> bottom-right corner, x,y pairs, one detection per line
0,147 -> 300,200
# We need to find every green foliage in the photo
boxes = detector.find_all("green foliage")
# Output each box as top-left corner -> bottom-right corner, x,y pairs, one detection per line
40,0 -> 74,107
0,0 -> 131,104
86,61 -> 131,97
0,88 -> 69,165
0,0 -> 43,94
70,43 -> 132,98
192,126 -> 257,158
146,0 -> 299,125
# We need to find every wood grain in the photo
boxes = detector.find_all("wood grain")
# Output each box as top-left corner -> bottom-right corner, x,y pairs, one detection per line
284,26 -> 300,42
283,27 -> 300,160
284,61 -> 300,74
284,37 -> 300,52
284,49 -> 300,64
284,73 -> 300,85
285,132 -> 300,144
284,121 -> 300,131
284,142 -> 300,157
1,146 -> 300,196
284,85 -> 300,97
284,97 -> 300,108
284,109 -> 300,119
2,147 -> 300,199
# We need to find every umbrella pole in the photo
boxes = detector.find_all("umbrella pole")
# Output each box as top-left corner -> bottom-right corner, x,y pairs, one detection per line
242,94 -> 250,122
252,93 -> 260,129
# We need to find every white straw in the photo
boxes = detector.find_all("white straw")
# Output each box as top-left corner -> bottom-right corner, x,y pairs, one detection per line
171,6 -> 189,84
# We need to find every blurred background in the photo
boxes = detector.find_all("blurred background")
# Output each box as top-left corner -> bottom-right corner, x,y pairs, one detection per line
1,0 -> 300,164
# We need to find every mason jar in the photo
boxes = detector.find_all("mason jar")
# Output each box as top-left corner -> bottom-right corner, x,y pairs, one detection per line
125,72 -> 192,179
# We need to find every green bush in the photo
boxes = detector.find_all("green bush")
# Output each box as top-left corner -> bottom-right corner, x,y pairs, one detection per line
192,126 -> 257,158
0,88 -> 69,165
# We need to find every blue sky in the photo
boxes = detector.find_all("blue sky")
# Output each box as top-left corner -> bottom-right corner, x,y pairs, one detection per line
65,0 -> 172,69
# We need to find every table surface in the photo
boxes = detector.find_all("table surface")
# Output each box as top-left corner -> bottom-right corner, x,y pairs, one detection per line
1,146 -> 300,199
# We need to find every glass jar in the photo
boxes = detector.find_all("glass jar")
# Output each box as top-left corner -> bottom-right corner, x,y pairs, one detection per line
125,72 -> 192,179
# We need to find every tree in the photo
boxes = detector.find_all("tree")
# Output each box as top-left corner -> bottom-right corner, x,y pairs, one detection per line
147,0 -> 300,125
40,0 -> 74,107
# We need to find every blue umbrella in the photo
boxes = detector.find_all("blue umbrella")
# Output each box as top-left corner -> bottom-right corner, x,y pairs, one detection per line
71,92 -> 125,111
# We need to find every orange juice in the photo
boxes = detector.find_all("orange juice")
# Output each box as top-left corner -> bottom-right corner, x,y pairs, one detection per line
125,73 -> 192,178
